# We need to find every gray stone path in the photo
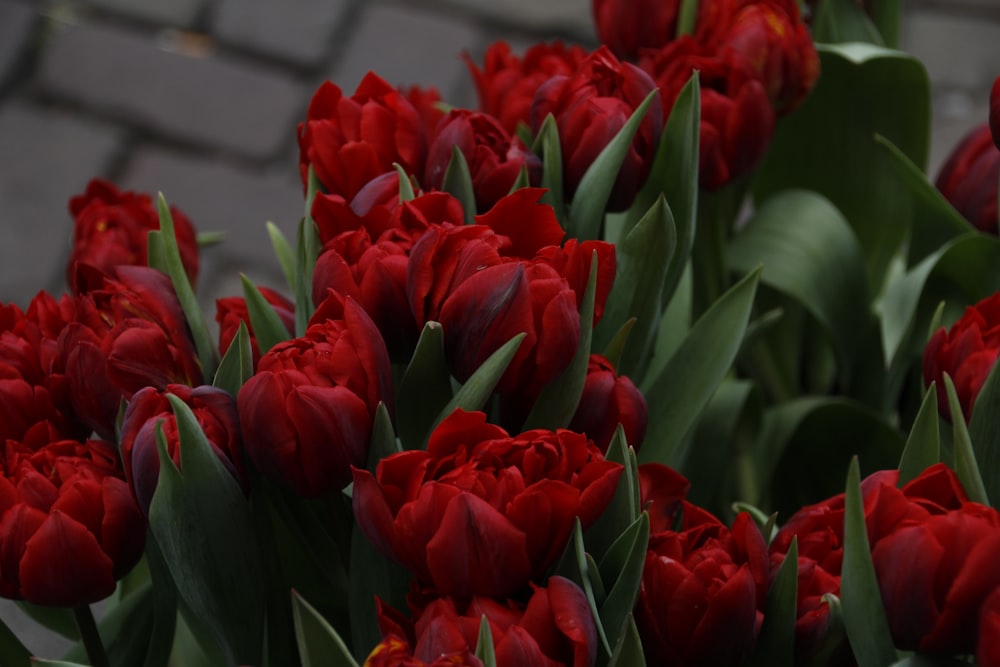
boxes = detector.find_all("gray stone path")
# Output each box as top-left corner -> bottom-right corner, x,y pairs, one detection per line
0,0 -> 998,659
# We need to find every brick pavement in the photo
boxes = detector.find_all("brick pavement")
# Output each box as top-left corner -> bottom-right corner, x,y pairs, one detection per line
0,0 -> 999,658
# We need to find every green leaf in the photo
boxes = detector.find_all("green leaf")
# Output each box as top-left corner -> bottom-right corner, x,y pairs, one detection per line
601,318 -> 635,370
597,513 -> 649,645
291,590 -> 358,667
607,614 -> 645,667
146,230 -> 167,274
841,458 -> 898,667
394,163 -> 416,202
867,0 -> 902,47
0,614 -> 29,667
295,167 -> 322,336
943,374 -> 991,506
30,661 -> 89,666
585,428 -> 641,561
396,322 -> 454,449
240,274 -> 292,355
874,135 -> 970,266
642,265 -> 692,387
748,539 -> 797,667
368,403 -> 401,471
474,617 -> 497,667
212,322 -> 254,396
141,534 -> 178,667
676,0 -> 699,36
531,114 -> 565,221
442,147 -> 477,224
730,190 -> 870,374
553,520 -> 612,659
888,655 -> 974,667
970,356 -> 1000,506
14,603 -> 78,641
508,165 -> 531,194
522,255 -> 598,430
348,524 -> 410,663
594,196 -> 675,378
568,90 -> 658,241
754,43 -> 931,293
266,221 -> 298,293
813,0 -> 884,45
156,193 -> 218,378
148,396 -> 265,666
897,381 -> 940,487
639,268 -> 760,466
62,583 -> 163,667
430,334 -> 525,433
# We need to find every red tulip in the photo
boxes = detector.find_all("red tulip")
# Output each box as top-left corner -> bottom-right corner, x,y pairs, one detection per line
238,299 -> 392,496
0,438 -> 145,606
119,384 -> 244,515
215,287 -> 295,368
980,588 -> 1000,667
591,0 -> 682,61
67,179 -> 199,294
991,76 -> 1000,151
935,124 -> 1000,235
464,41 -> 590,136
530,46 -> 663,211
352,409 -> 622,599
298,74 -> 428,200
568,354 -> 647,451
638,462 -> 691,533
923,292 -> 1000,422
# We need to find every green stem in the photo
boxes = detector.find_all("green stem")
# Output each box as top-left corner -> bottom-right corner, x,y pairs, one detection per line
72,605 -> 109,667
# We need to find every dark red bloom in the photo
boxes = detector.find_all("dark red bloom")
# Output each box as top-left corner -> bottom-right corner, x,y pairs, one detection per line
923,292 -> 1000,422
59,266 -> 202,440
400,84 -> 448,139
298,74 -> 428,201
363,634 -> 480,667
424,110 -> 541,213
641,38 -> 775,190
638,462 -> 691,533
119,384 -> 244,515
568,354 -> 647,452
464,41 -> 590,136
0,438 -> 145,606
238,299 -> 393,497
67,178 -> 199,294
373,576 -> 597,667
980,588 -> 1000,667
215,287 -> 295,368
991,76 -> 1000,152
530,46 -> 663,211
935,124 -> 1000,235
636,506 -> 769,666
592,0 -> 682,61
352,410 -> 622,599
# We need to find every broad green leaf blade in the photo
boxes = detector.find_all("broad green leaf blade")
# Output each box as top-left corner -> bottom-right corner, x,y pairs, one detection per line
142,533 -> 178,667
748,539 -> 797,667
0,614 -> 29,667
291,590 -> 358,667
841,458 -> 898,667
607,614 -> 645,667
148,396 -> 266,666
595,197 -> 675,378
347,523 -> 411,663
146,230 -> 167,274
730,190 -> 870,373
970,357 -> 1000,506
212,322 -> 254,396
568,90 -> 658,241
552,520 -> 612,659
240,274 -> 291,356
522,256 -> 598,430
442,147 -> 476,224
597,513 -> 649,644
14,603 -> 78,641
62,583 -> 161,667
943,374 -> 990,505
640,268 -> 760,466
430,334 -> 525,433
474,617 -> 497,667
813,0 -> 884,45
396,322 -> 454,450
266,221 -> 298,293
642,265 -> 692,387
585,428 -> 640,561
754,43 -> 931,293
867,0 -> 902,47
368,402 -> 401,471
295,167 -> 322,336
156,193 -> 218,378
601,318 -> 635,370
897,381 -> 940,487
874,135 -> 970,266
531,114 -> 565,221
394,163 -> 416,202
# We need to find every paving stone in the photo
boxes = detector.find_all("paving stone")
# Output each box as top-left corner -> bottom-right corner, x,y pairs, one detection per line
0,0 -> 37,90
0,102 -> 122,306
212,0 -> 351,69
329,3 -> 485,104
120,146 -> 303,307
903,10 -> 1000,90
413,0 -> 595,38
86,0 -> 207,29
37,21 -> 309,161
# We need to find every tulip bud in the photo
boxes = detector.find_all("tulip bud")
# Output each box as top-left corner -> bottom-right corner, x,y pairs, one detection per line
592,0 -> 682,61
936,123 -> 1000,235
568,353 -> 648,451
